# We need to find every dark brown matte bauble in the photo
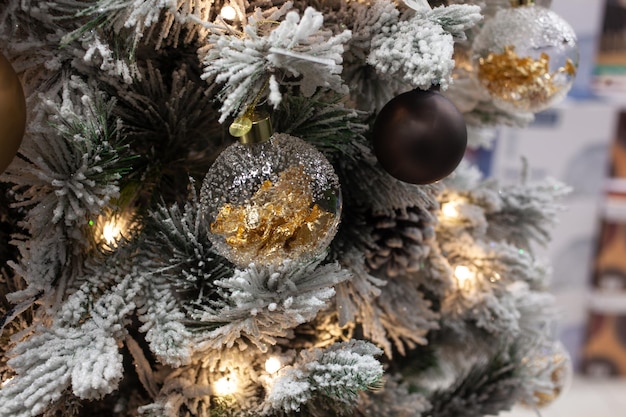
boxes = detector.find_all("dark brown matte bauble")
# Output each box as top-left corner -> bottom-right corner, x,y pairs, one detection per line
0,52 -> 26,174
373,89 -> 467,185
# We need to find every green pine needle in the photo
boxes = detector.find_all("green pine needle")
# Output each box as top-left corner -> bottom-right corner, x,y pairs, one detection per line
272,93 -> 369,161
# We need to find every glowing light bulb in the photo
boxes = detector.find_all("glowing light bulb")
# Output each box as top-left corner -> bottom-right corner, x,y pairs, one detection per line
441,201 -> 460,218
214,375 -> 238,396
265,356 -> 282,374
102,221 -> 122,245
220,5 -> 237,20
454,265 -> 475,286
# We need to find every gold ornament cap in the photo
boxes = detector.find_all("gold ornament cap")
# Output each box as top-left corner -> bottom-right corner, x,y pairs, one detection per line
238,112 -> 273,145
510,0 -> 535,6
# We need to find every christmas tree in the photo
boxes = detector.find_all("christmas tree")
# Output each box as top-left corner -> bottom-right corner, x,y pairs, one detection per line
0,0 -> 579,416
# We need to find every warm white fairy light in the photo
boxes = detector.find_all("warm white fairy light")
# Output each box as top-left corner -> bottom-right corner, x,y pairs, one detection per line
489,272 -> 502,283
102,221 -> 122,245
454,265 -> 475,286
214,375 -> 239,396
265,356 -> 282,374
220,5 -> 237,21
441,201 -> 460,219
93,211 -> 135,249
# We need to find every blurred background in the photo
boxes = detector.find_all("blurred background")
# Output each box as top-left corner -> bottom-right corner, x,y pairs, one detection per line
478,0 -> 626,415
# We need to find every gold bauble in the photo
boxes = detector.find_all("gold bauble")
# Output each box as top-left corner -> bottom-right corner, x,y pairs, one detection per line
0,52 -> 26,174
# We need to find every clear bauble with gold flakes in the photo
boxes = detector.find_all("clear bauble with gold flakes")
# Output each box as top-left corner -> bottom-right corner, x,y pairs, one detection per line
200,113 -> 342,268
471,0 -> 579,113
521,341 -> 573,409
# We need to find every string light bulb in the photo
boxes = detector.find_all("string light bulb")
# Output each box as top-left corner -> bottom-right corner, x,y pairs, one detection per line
265,356 -> 282,374
220,5 -> 237,21
213,375 -> 239,397
441,201 -> 460,219
102,220 -> 122,245
454,265 -> 475,286
91,210 -> 136,251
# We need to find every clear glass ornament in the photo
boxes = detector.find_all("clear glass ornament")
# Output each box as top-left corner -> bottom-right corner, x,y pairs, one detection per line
471,3 -> 579,113
200,132 -> 342,268
521,341 -> 573,409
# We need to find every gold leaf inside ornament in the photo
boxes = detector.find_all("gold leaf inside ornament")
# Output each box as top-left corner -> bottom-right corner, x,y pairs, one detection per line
521,349 -> 571,409
477,45 -> 576,109
533,352 -> 568,407
210,165 -> 334,265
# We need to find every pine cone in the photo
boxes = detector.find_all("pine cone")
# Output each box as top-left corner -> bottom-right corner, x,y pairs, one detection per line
365,206 -> 437,278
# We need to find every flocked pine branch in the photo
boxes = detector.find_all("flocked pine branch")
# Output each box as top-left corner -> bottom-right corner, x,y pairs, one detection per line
373,274 -> 440,356
335,249 -> 439,358
139,343 -> 278,417
367,3 -> 481,90
334,251 -> 388,353
191,258 -> 351,352
329,141 -> 446,358
0,324 -> 123,417
427,4 -> 483,41
0,2 -> 72,91
265,340 -> 383,415
2,77 -> 127,232
0,267 -> 32,385
437,231 -> 551,338
355,374 -> 431,417
429,163 -> 558,341
368,17 -> 454,90
486,177 -> 571,250
465,125 -> 498,150
412,239 -> 457,302
336,141 -> 442,217
508,280 -> 557,342
0,268 -> 141,417
137,183 -> 232,365
15,0 -> 144,84
142,182 -> 233,305
335,0 -> 406,112
341,0 -> 399,64
201,6 -> 351,122
426,350 -> 522,417
56,0 -> 174,49
272,92 -> 369,161
440,162 -> 570,252
109,63 -> 222,205
330,141 -> 443,309
136,265 -> 195,367
0,77 -> 131,305
47,0 -> 215,74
